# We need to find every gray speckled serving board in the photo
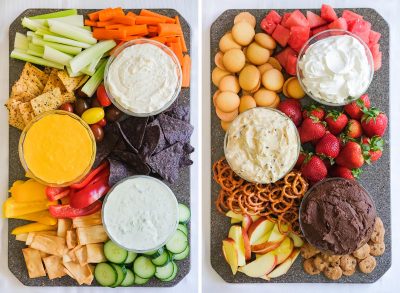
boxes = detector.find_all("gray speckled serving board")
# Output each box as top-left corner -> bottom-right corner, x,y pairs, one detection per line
8,8 -> 191,287
210,8 -> 390,283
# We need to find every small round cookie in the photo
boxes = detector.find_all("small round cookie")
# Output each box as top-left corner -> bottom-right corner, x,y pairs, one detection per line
359,255 -> 377,274
219,32 -> 241,53
313,255 -> 328,271
300,243 -> 320,259
219,75 -> 240,93
234,12 -> 256,28
303,258 -> 320,275
212,67 -> 230,86
340,255 -> 357,272
232,21 -> 255,46
342,268 -> 356,276
214,51 -> 226,71
239,64 -> 260,91
323,266 -> 343,281
369,241 -> 385,256
246,42 -> 270,65
262,68 -> 284,91
258,63 -> 274,75
222,48 -> 246,73
254,33 -> 276,50
215,91 -> 240,113
220,120 -> 231,132
353,243 -> 370,260
239,95 -> 256,113
370,217 -> 385,243
254,88 -> 277,107
321,253 -> 341,264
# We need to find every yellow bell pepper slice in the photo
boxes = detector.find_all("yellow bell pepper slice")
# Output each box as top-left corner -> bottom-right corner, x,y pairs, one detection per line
3,197 -> 57,218
8,180 -> 24,193
13,210 -> 57,225
11,222 -> 57,235
11,179 -> 47,202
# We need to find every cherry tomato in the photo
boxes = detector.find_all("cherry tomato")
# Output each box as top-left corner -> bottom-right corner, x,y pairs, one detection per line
105,105 -> 122,122
96,84 -> 112,107
74,98 -> 89,116
91,98 -> 102,108
96,118 -> 107,127
81,107 -> 105,124
90,124 -> 104,142
59,103 -> 74,113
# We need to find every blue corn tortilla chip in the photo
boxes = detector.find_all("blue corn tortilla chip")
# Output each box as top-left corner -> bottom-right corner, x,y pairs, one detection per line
116,121 -> 138,153
183,143 -> 195,154
139,125 -> 161,159
158,114 -> 193,145
119,116 -> 148,150
108,158 -> 137,186
147,119 -> 167,154
147,143 -> 184,183
112,150 -> 150,175
165,103 -> 190,122
94,122 -> 120,168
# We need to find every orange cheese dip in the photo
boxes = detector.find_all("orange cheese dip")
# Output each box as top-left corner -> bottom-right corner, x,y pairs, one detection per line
22,113 -> 94,185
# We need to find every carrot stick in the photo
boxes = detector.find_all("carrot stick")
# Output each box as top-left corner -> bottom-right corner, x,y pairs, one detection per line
166,36 -> 179,43
112,15 -> 136,26
148,26 -> 159,33
135,16 -> 166,25
175,16 -> 188,52
99,7 -> 124,22
150,36 -> 168,44
84,19 -> 97,26
139,9 -> 176,23
88,10 -> 103,21
118,36 -> 142,41
126,12 -> 137,17
158,23 -> 182,36
181,55 -> 191,87
119,25 -> 148,36
169,41 -> 184,65
93,28 -> 127,40
96,20 -> 117,27
105,24 -> 128,30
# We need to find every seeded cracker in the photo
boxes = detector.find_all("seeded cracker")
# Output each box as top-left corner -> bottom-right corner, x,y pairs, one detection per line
18,102 -> 35,125
21,63 -> 48,89
57,70 -> 83,93
60,92 -> 77,104
43,69 -> 66,93
11,74 -> 42,100
30,87 -> 62,116
8,99 -> 25,130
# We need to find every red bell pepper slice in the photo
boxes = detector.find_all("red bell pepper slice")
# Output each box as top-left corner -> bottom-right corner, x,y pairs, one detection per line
69,176 -> 110,209
45,186 -> 70,201
70,161 -> 109,190
49,200 -> 102,219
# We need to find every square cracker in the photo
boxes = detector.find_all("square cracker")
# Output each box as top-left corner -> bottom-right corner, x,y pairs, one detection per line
57,70 -> 83,93
11,75 -> 42,99
60,92 -> 76,104
18,102 -> 35,125
43,69 -> 65,93
21,62 -> 48,89
8,99 -> 25,130
30,87 -> 62,116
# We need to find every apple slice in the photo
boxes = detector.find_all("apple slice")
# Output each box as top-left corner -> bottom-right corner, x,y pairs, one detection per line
267,224 -> 287,243
222,238 -> 239,275
231,218 -> 241,224
248,218 -> 274,245
228,226 -> 246,266
262,247 -> 300,280
242,228 -> 251,261
242,214 -> 253,232
238,252 -> 277,278
272,237 -> 293,264
251,223 -> 286,254
250,215 -> 260,222
288,232 -> 304,247
251,239 -> 282,254
225,210 -> 243,222
289,247 -> 301,264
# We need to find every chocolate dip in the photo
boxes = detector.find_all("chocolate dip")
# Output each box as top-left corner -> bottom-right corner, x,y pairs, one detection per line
300,178 -> 376,255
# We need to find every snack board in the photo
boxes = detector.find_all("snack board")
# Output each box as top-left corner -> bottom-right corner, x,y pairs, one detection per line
8,8 -> 191,287
210,8 -> 390,283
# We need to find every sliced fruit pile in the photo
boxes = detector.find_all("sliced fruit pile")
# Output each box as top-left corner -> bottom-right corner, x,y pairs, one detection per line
261,4 -> 383,73
278,95 -> 387,183
94,203 -> 190,286
222,213 -> 304,280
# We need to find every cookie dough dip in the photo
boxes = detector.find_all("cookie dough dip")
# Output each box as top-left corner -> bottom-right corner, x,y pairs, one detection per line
19,111 -> 95,186
105,40 -> 181,116
298,32 -> 372,105
224,107 -> 299,184
102,176 -> 179,252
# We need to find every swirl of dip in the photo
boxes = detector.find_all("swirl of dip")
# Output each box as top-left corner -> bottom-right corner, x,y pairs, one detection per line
298,35 -> 371,104
225,108 -> 299,183
106,43 -> 179,114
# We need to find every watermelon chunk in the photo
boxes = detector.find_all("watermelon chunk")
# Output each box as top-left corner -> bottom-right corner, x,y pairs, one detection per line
281,13 -> 292,28
321,4 -> 338,22
342,10 -> 363,25
373,51 -> 382,71
369,30 -> 381,45
266,10 -> 282,24
288,26 -> 310,52
306,11 -> 327,28
285,10 -> 309,28
349,19 -> 371,43
328,17 -> 348,30
272,24 -> 291,47
260,17 -> 277,35
311,24 -> 329,36
286,54 -> 298,75
370,43 -> 380,59
275,47 -> 297,69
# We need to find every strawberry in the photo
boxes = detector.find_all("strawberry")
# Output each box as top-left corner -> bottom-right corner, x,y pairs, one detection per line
336,141 -> 364,169
302,104 -> 325,120
324,110 -> 348,135
278,98 -> 302,126
361,108 -> 388,137
299,117 -> 326,143
301,155 -> 327,182
343,94 -> 371,119
346,119 -> 363,139
295,151 -> 307,169
361,136 -> 384,163
330,165 -> 362,180
315,132 -> 340,159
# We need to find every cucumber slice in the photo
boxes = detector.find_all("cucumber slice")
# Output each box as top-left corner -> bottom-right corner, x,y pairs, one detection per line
104,240 -> 128,264
143,247 -> 164,259
152,250 -> 170,266
178,203 -> 190,223
110,263 -> 127,287
120,268 -> 135,287
124,251 -> 137,264
166,230 -> 188,254
173,245 -> 190,261
134,275 -> 150,285
161,262 -> 178,282
155,261 -> 174,280
133,256 -> 156,279
94,263 -> 117,287
177,223 -> 188,235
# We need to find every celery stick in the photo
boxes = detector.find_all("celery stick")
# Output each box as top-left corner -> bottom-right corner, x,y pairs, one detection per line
45,15 -> 84,27
27,49 -> 43,57
28,43 -> 43,52
66,66 -> 84,77
81,59 -> 107,97
48,20 -> 96,44
10,50 -> 64,69
43,46 -> 73,66
32,38 -> 81,55
14,32 -> 29,50
81,55 -> 103,76
83,26 -> 92,32
69,40 -> 116,73
22,17 -> 47,31
30,9 -> 77,20
43,34 -> 91,48
27,31 -> 36,38
35,28 -> 61,37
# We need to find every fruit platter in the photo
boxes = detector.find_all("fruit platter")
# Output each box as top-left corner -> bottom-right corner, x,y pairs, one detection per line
210,5 -> 390,283
6,8 -> 193,287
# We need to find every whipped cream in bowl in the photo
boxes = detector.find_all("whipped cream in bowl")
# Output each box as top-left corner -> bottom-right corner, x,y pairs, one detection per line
297,30 -> 374,106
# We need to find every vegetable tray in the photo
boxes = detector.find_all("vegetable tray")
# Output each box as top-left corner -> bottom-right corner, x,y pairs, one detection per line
210,8 -> 391,283
8,8 -> 191,287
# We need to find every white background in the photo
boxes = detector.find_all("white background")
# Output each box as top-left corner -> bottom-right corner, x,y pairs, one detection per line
201,1 -> 399,293
0,1 -> 199,293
